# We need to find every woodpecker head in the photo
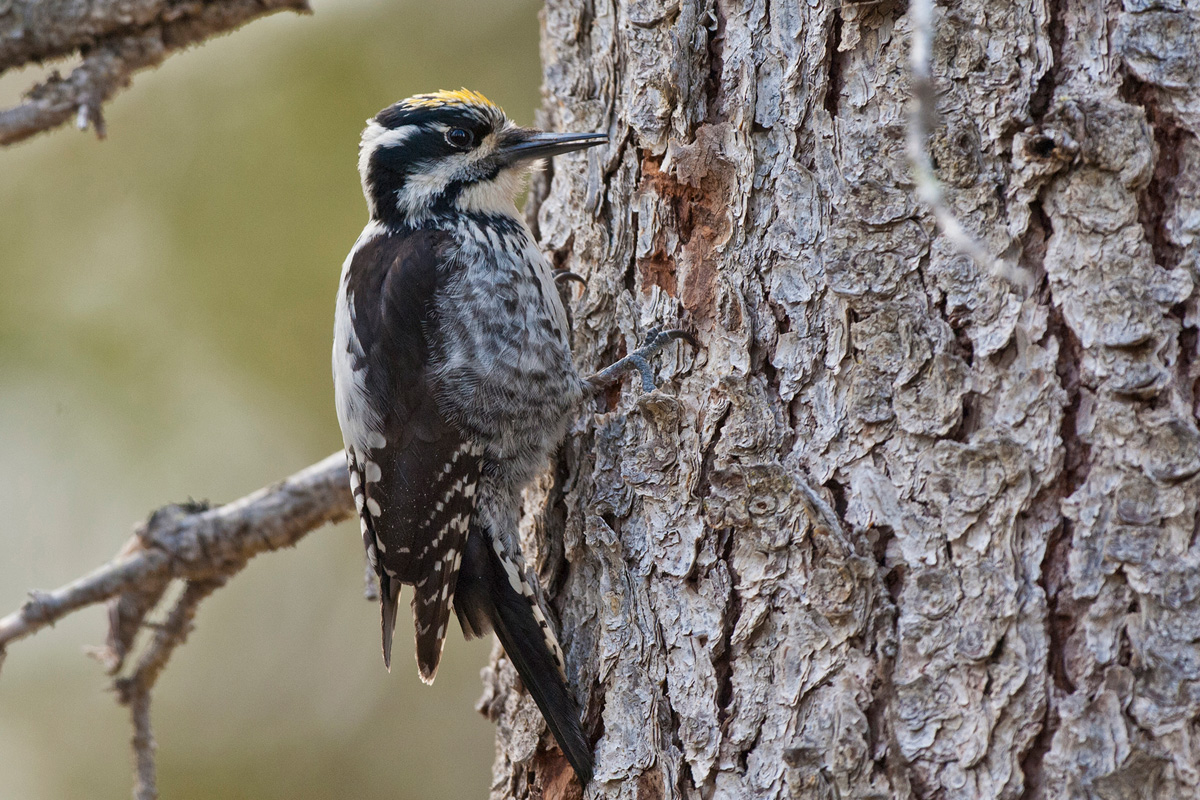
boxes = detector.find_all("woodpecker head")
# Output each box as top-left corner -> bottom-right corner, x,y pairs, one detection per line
358,89 -> 607,225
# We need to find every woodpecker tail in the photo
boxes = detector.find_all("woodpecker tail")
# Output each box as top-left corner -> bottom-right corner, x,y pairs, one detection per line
455,526 -> 594,785
380,572 -> 401,671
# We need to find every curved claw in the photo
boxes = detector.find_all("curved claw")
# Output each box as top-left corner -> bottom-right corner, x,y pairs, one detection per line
554,270 -> 588,287
648,328 -> 698,350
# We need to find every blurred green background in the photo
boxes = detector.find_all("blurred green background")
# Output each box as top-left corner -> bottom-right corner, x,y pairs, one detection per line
0,1 -> 542,796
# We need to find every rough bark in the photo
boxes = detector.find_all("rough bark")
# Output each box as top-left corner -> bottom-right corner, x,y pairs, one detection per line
484,1 -> 1200,798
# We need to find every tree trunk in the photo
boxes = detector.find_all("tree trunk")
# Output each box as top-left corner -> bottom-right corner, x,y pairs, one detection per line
482,0 -> 1200,798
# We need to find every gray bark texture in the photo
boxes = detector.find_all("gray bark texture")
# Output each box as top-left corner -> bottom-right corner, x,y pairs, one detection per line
480,0 -> 1200,798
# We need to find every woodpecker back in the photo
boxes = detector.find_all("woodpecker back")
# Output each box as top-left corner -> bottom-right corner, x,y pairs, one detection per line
332,90 -> 602,783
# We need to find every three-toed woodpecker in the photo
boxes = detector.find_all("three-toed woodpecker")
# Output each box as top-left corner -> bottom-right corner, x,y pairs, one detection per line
333,89 -> 690,785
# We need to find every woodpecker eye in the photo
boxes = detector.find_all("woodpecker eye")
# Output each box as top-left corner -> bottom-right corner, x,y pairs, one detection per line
446,128 -> 474,148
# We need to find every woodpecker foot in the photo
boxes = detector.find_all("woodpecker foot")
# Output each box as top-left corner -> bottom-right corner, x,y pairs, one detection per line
587,327 -> 696,394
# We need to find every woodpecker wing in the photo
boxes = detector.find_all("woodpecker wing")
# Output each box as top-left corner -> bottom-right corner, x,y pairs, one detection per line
337,227 -> 480,681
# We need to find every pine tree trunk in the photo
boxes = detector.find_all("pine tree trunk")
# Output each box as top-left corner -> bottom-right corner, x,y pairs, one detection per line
481,0 -> 1200,797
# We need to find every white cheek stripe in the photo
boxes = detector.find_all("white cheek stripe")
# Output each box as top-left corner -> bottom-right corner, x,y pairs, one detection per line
358,122 -> 417,217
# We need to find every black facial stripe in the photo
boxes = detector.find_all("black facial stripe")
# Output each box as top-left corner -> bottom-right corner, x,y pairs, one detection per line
441,160 -> 501,202
370,132 -> 451,175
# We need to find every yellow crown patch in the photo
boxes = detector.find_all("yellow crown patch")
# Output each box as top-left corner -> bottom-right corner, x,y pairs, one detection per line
401,89 -> 500,112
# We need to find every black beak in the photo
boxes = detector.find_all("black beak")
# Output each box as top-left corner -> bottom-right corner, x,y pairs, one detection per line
499,129 -> 608,163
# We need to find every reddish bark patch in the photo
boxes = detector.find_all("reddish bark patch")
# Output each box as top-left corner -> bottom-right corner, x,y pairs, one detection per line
532,748 -> 584,800
635,124 -> 736,322
682,253 -> 719,325
639,253 -> 679,296
636,766 -> 666,800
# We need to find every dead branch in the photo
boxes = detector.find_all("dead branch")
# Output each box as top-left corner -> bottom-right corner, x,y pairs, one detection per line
0,0 -> 311,146
0,452 -> 351,795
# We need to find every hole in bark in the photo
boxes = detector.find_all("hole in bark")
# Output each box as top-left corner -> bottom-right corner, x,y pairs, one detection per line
1043,522 -> 1077,696
884,560 -> 905,605
1030,136 -> 1057,158
1049,304 -> 1089,495
824,478 -> 848,520
823,10 -> 844,118
772,297 -> 793,335
637,766 -> 668,800
1029,0 -> 1065,121
758,345 -> 778,386
704,1 -> 727,118
1039,295 -> 1089,713
868,524 -> 892,566
1019,198 -> 1053,290
1178,315 -> 1199,421
1118,596 -> 1138,667
696,403 -> 732,501
1190,502 -> 1200,551
1121,73 -> 1189,272
624,207 -> 639,296
716,527 -> 740,729
551,233 -> 574,271
946,388 -> 979,443
1019,694 -> 1060,800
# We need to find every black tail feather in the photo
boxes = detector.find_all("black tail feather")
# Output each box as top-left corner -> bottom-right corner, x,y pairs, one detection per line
380,572 -> 401,671
454,539 -> 494,641
456,527 -> 594,784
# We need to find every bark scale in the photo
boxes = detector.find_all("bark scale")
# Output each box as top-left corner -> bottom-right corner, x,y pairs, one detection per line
481,1 -> 1200,798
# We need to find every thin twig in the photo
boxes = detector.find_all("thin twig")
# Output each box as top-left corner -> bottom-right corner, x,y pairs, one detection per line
115,577 -> 227,800
129,690 -> 157,800
0,452 -> 351,659
906,0 -> 1032,290
116,578 -> 228,705
0,550 -> 172,650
